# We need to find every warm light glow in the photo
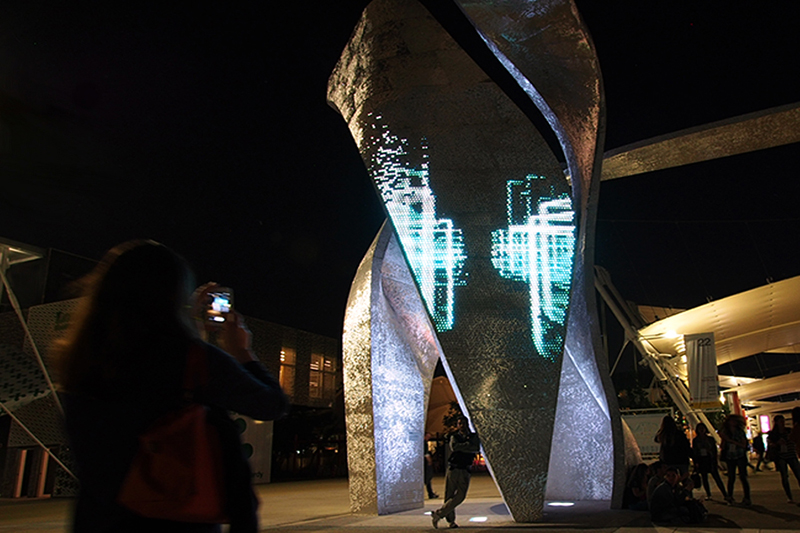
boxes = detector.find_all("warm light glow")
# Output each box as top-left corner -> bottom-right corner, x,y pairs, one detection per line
664,330 -> 680,339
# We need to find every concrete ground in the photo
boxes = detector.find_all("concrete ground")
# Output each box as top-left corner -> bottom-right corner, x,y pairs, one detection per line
2,469 -> 800,532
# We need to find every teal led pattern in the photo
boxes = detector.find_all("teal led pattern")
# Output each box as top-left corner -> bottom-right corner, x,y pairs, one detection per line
365,115 -> 466,332
491,176 -> 575,360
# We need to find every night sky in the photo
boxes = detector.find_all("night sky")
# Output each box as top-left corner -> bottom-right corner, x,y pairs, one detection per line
1,1 -> 799,339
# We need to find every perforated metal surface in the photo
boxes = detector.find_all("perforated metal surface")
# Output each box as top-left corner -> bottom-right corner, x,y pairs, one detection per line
343,224 -> 440,514
0,343 -> 51,411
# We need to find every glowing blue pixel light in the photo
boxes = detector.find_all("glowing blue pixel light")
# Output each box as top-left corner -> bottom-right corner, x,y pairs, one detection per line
491,176 -> 575,360
365,115 -> 466,332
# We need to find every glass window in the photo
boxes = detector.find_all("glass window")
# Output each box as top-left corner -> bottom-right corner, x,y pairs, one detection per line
310,353 -> 323,372
310,353 -> 336,401
280,347 -> 296,397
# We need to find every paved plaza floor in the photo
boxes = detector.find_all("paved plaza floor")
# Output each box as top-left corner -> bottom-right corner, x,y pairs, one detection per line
2,470 -> 800,532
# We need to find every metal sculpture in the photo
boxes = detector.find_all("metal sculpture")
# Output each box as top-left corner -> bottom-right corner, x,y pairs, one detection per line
332,0 -> 621,521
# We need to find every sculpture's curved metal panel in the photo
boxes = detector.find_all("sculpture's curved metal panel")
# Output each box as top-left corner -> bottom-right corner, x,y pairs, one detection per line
455,0 -> 624,503
330,0 -> 579,521
342,222 -> 441,514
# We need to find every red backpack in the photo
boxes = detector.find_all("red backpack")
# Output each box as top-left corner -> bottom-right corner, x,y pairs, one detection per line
117,342 -> 228,523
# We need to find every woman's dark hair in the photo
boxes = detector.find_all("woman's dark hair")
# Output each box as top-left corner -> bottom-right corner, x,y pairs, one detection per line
54,240 -> 196,395
655,415 -> 680,445
626,463 -> 648,488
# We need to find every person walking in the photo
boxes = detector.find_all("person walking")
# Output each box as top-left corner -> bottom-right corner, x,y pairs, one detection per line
692,423 -> 728,501
719,414 -> 751,505
752,431 -> 767,471
424,433 -> 439,499
655,416 -> 692,475
767,414 -> 800,503
431,416 -> 479,529
55,240 -> 289,532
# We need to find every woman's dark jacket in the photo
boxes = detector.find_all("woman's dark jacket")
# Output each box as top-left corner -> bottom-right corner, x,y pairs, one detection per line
62,340 -> 289,532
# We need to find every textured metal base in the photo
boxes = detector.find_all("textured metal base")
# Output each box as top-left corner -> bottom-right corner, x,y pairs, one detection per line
343,223 -> 440,514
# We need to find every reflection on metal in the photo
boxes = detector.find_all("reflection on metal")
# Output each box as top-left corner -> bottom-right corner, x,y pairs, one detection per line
331,0 -> 621,521
455,0 -> 623,506
602,102 -> 800,180
342,222 -> 441,514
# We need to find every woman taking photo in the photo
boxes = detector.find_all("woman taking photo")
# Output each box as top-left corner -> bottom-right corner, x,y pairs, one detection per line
55,240 -> 289,532
719,414 -> 751,505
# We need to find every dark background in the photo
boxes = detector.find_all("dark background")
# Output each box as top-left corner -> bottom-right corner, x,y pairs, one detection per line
1,1 -> 798,342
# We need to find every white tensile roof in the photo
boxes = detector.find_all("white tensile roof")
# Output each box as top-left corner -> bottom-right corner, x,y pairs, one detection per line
638,275 -> 800,365
637,275 -> 800,408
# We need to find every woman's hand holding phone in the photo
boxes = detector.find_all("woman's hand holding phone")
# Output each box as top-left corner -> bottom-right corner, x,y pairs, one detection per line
220,311 -> 257,364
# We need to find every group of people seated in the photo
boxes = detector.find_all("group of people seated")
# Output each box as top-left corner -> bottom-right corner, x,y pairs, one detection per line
624,460 -> 707,524
624,409 -> 800,524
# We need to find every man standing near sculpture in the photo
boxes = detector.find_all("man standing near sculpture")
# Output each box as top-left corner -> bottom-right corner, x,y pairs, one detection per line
432,416 -> 480,529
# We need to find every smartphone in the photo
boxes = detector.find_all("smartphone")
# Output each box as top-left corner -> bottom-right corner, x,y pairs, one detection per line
206,288 -> 233,323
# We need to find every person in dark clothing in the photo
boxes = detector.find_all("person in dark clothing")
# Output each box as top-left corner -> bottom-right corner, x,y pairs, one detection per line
650,468 -> 685,523
719,414 -> 751,505
54,240 -> 289,533
692,423 -> 728,501
424,433 -> 439,499
768,414 -> 800,503
752,431 -> 767,471
432,416 -> 479,529
655,416 -> 692,475
624,463 -> 649,510
646,461 -> 668,508
650,467 -> 706,524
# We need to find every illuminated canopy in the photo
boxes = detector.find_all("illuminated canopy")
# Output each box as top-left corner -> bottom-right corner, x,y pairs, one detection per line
639,275 -> 800,366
